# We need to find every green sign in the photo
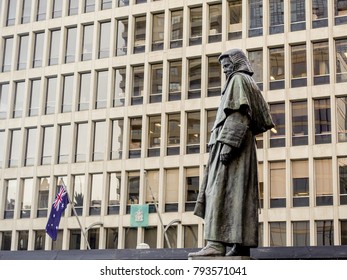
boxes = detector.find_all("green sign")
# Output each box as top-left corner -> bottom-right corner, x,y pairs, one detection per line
130,204 -> 149,227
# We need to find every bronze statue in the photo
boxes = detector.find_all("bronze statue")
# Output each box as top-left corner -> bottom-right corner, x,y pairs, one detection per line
189,49 -> 274,257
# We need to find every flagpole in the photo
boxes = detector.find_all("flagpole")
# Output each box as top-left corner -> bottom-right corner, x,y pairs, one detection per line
60,178 -> 91,250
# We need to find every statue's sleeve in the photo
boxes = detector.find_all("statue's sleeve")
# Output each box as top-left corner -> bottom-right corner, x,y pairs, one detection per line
216,111 -> 249,148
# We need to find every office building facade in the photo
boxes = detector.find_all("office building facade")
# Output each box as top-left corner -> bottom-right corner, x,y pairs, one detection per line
0,0 -> 347,250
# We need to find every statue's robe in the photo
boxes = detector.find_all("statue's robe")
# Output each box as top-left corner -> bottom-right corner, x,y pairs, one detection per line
194,72 -> 274,247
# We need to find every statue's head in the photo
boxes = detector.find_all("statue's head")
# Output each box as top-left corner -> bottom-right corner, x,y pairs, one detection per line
218,49 -> 254,78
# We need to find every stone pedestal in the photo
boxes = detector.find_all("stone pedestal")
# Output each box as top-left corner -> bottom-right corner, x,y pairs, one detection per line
188,256 -> 251,260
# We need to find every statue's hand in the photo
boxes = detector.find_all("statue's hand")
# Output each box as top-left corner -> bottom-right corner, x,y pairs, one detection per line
220,144 -> 233,165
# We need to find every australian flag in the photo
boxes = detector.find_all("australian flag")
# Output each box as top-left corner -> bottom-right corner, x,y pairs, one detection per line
45,185 -> 69,240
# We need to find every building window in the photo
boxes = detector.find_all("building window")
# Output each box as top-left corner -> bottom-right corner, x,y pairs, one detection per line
312,0 -> 328,28
170,10 -> 183,48
206,110 -> 217,151
99,21 -> 111,59
165,169 -> 179,212
17,231 -> 29,250
145,170 -> 159,213
336,38 -> 347,83
72,175 -> 85,216
45,77 -> 57,115
75,122 -> 88,162
115,18 -> 128,56
0,83 -> 9,119
129,117 -> 142,158
68,0 -> 79,16
114,68 -> 126,107
25,128 -> 37,166
37,177 -> 50,218
167,113 -> 181,155
124,228 -> 137,248
52,231 -> 63,250
36,0 -> 47,21
101,0 -> 112,10
152,13 -> 164,51
315,158 -> 333,206
78,72 -> 91,111
126,171 -> 140,213
291,100 -> 308,146
188,58 -> 201,99
270,161 -> 286,208
248,49 -> 263,90
313,41 -> 330,85
21,0 -> 31,24
1,231 -> 12,250
131,66 -> 144,105
4,180 -> 17,219
337,97 -> 347,142
32,32 -> 45,68
34,230 -> 46,250
118,0 -> 129,7
291,44 -> 307,88
164,225 -> 177,248
290,0 -> 305,31
148,115 -> 161,157
65,27 -> 77,63
48,30 -> 61,65
92,121 -> 106,161
335,0 -> 347,25
184,226 -> 199,249
292,221 -> 310,246
61,75 -> 74,113
110,119 -> 124,160
186,112 -> 200,154
270,103 -> 285,147
228,0 -> 242,40
269,47 -> 285,90
17,35 -> 29,70
248,0 -> 263,37
269,222 -> 286,246
41,126 -> 54,165
134,16 -> 146,53
292,160 -> 309,207
6,0 -> 17,26
29,79 -> 40,116
0,130 -> 5,167
150,64 -> 163,103
106,228 -> 119,249
13,81 -> 25,118
207,56 -> 221,97
58,124 -> 71,164
339,158 -> 347,205
168,61 -> 182,101
189,6 -> 202,46
185,167 -> 199,211
316,220 -> 334,246
89,174 -> 103,216
84,0 -> 95,13
208,4 -> 222,43
258,163 -> 264,208
88,228 -> 99,249
108,173 -> 121,215
314,98 -> 331,144
269,0 -> 284,34
144,227 -> 157,248
95,70 -> 108,109
81,25 -> 94,61
52,0 -> 62,18
341,220 -> 347,245
69,229 -> 81,249
9,130 -> 21,167
20,178 -> 33,218
2,37 -> 13,72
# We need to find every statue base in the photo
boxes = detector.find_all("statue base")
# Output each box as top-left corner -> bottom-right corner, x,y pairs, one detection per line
188,255 -> 251,260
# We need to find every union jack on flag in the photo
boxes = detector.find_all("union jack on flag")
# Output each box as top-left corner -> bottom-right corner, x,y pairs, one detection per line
45,185 -> 70,240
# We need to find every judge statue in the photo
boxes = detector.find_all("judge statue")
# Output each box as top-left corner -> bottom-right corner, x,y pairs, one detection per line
189,49 -> 274,257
